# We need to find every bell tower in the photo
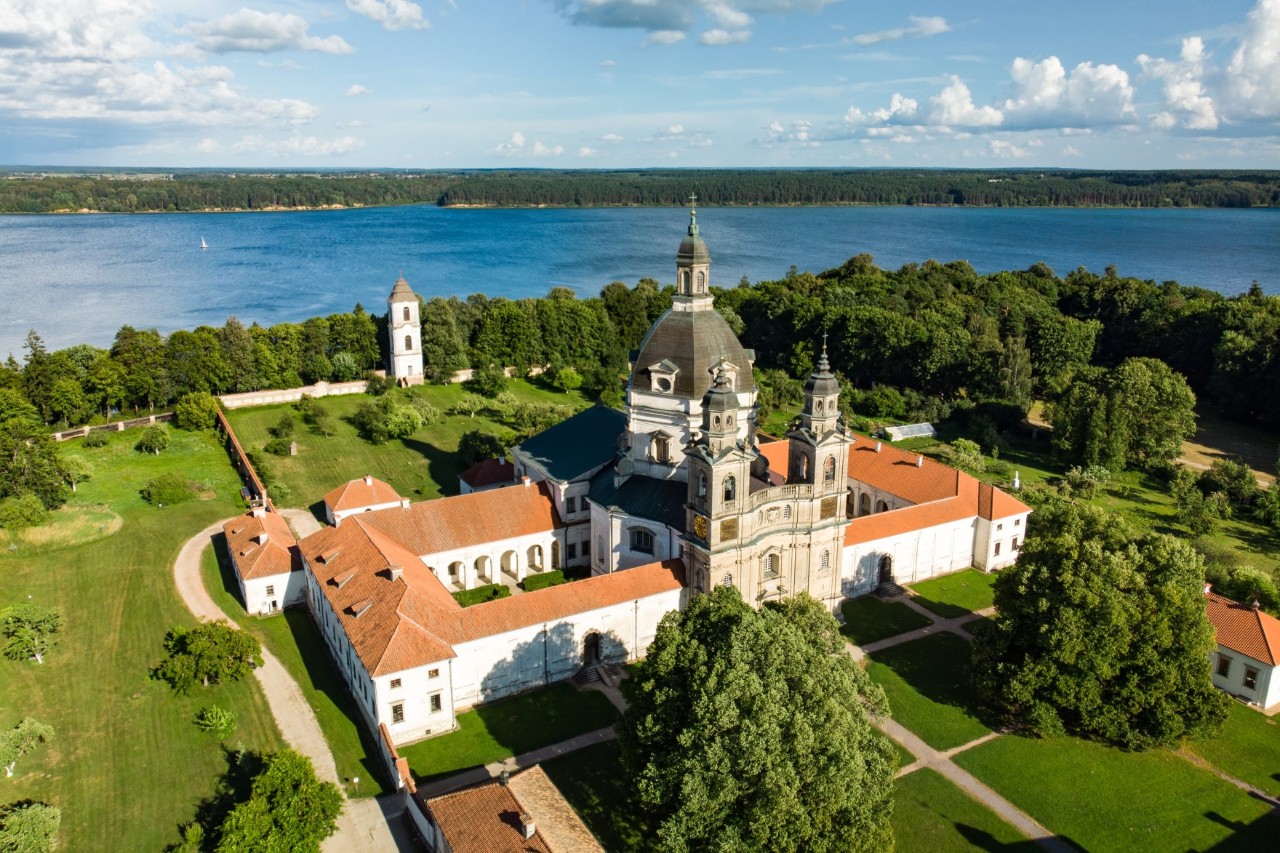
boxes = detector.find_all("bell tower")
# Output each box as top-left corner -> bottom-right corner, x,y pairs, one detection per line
674,195 -> 713,306
388,276 -> 423,387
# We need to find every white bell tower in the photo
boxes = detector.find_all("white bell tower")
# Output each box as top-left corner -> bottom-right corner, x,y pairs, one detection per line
388,276 -> 424,386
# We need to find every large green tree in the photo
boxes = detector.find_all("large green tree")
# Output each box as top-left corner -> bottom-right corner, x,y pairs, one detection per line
213,750 -> 342,853
0,719 -> 53,779
1,604 -> 61,664
0,391 -> 66,510
971,502 -> 1229,750
620,587 -> 895,852
0,800 -> 60,853
152,621 -> 263,694
419,297 -> 469,382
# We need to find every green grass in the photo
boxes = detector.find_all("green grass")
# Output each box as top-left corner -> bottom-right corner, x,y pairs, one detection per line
954,734 -> 1280,852
224,379 -> 589,506
1187,701 -> 1280,797
0,430 -> 285,852
840,595 -> 933,645
892,768 -> 1031,852
451,582 -> 511,607
866,633 -> 992,751
399,684 -> 620,781
201,543 -> 393,797
541,740 -> 652,851
908,569 -> 998,619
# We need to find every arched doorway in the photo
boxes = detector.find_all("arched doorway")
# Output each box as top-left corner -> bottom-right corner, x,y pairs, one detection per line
474,555 -> 491,586
583,632 -> 602,665
527,544 -> 543,572
551,540 -> 561,569
878,554 -> 894,585
859,493 -> 871,517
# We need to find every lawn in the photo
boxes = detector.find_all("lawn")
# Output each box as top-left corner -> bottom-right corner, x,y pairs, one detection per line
953,733 -> 1280,852
892,768 -> 1031,852
399,683 -> 620,781
201,543 -> 394,797
541,740 -> 652,851
0,429 -> 285,852
866,633 -> 993,751
1187,700 -> 1280,798
224,379 -> 589,506
840,595 -> 933,646
908,569 -> 998,619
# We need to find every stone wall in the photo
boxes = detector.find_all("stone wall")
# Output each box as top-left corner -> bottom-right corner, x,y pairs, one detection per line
218,379 -> 372,409
52,412 -> 174,442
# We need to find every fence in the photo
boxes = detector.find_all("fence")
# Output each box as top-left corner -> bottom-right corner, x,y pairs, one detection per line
214,408 -> 269,505
51,412 -> 174,442
219,379 -> 371,410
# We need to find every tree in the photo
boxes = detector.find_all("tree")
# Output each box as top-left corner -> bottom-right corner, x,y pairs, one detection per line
466,362 -> 507,398
450,393 -> 489,419
135,425 -> 171,455
996,336 -> 1033,411
1,604 -> 60,664
213,750 -> 342,853
195,705 -> 238,739
971,502 -> 1229,750
0,800 -> 60,853
0,405 -> 67,510
420,297 -> 469,382
620,587 -> 895,852
457,430 -> 505,467
0,719 -> 53,778
174,392 -> 221,431
61,455 -> 91,493
947,438 -> 986,474
329,351 -> 360,382
153,622 -> 263,694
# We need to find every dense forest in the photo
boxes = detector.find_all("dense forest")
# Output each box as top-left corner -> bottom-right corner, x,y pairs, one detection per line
2,168 -> 1279,213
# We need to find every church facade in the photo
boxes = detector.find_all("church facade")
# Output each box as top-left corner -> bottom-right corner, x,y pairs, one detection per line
261,211 -> 1029,747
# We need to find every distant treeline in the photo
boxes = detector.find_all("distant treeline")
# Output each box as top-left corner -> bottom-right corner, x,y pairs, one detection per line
5,254 -> 1280,438
2,169 -> 1279,213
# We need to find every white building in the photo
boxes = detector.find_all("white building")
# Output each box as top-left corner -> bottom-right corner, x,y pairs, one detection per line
1206,589 -> 1280,711
388,276 -> 424,386
222,505 -> 304,615
323,474 -> 410,526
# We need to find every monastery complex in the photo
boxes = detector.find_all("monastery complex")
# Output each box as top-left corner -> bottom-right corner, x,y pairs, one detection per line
224,211 -> 1031,746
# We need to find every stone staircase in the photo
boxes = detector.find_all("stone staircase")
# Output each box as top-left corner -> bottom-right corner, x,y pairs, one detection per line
874,580 -> 907,598
573,663 -> 622,687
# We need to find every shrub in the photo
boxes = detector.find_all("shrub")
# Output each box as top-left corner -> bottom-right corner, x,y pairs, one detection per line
1200,458 -> 1260,506
269,412 -> 296,439
194,705 -> 238,739
174,392 -> 221,431
135,425 -> 171,455
452,584 -> 511,607
263,437 -> 293,457
467,363 -> 508,398
0,493 -> 49,531
331,351 -> 360,382
948,438 -> 986,474
523,570 -> 567,592
141,472 -> 197,506
82,430 -> 110,448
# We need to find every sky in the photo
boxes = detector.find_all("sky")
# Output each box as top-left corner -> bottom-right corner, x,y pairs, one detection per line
0,0 -> 1278,169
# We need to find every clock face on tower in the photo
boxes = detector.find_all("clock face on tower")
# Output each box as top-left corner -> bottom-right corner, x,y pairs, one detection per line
692,514 -> 708,540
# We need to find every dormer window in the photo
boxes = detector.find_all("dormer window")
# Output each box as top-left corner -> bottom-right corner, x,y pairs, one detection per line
648,359 -> 679,393
658,378 -> 671,392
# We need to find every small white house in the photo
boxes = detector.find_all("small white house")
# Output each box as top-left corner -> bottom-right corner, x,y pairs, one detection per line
1206,589 -> 1280,711
222,507 -> 304,615
322,475 -> 409,526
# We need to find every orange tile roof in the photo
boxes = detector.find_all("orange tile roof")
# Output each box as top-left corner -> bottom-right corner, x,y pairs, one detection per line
359,481 -> 563,557
1206,591 -> 1280,666
223,510 -> 299,580
758,440 -> 790,481
323,476 -> 404,513
506,766 -> 604,852
426,776 -> 554,853
978,481 -> 1031,521
846,435 -> 959,504
845,475 -> 980,546
460,457 -> 516,489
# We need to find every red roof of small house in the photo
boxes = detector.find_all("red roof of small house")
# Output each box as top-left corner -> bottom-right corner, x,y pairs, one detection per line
222,510 -> 299,580
323,476 -> 403,514
1206,591 -> 1280,666
460,457 -> 516,489
358,481 -> 563,558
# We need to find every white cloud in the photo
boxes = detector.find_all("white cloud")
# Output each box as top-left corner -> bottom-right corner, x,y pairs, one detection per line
579,146 -> 597,156
1138,37 -> 1219,130
599,59 -> 617,67
643,123 -> 712,147
189,9 -> 352,55
762,119 -> 818,146
708,3 -> 753,28
851,15 -> 949,46
346,0 -> 430,31
346,84 -> 371,96
873,93 -> 919,123
234,132 -> 362,156
645,30 -> 686,45
1003,56 -> 1135,127
532,141 -> 565,156
1224,0 -> 1280,119
700,29 -> 751,45
988,139 -> 1029,159
1063,144 -> 1082,156
929,76 -> 1003,127
601,133 -> 624,142
490,131 -> 563,157
492,131 -> 527,155
196,138 -> 219,153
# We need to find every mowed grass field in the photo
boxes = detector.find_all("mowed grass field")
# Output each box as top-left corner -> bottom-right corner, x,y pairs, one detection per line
224,379 -> 590,506
0,428 -> 284,852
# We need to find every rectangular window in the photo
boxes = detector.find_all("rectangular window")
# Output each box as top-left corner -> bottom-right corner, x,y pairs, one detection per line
566,496 -> 577,514
994,542 -> 1002,556
392,703 -> 404,723
1012,537 -> 1020,551
428,668 -> 439,679
997,523 -> 1004,531
1015,518 -> 1022,527
631,529 -> 654,555
390,678 -> 401,689
265,585 -> 275,596
567,543 -> 577,560
430,693 -> 442,712
1216,655 -> 1231,678
1244,667 -> 1259,690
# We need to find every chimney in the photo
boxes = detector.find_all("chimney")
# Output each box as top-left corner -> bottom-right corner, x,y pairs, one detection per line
522,475 -> 531,488
875,441 -> 882,453
1012,470 -> 1021,490
249,500 -> 267,518
255,532 -> 270,545
916,455 -> 924,468
520,812 -> 535,840
363,474 -> 373,487
1253,599 -> 1261,610
388,566 -> 404,581
1203,583 -> 1212,596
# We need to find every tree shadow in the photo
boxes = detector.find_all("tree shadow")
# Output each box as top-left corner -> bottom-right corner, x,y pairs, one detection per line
869,633 -> 997,727
401,437 -> 463,497
954,823 -> 1062,851
1202,807 -> 1280,851
208,532 -> 246,610
169,746 -> 266,851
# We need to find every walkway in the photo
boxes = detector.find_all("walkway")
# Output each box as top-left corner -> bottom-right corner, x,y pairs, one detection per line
173,519 -> 409,852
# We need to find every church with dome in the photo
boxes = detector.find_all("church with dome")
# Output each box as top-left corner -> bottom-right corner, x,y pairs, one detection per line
239,210 -> 1030,747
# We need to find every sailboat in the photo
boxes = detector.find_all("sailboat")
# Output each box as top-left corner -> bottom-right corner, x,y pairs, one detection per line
200,236 -> 208,250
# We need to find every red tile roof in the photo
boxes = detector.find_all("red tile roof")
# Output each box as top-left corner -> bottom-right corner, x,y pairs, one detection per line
426,775 -> 554,853
845,475 -> 979,546
223,510 -> 299,580
1206,591 -> 1280,666
461,458 -> 516,489
359,481 -> 563,557
846,436 -> 959,504
323,476 -> 403,514
978,481 -> 1031,520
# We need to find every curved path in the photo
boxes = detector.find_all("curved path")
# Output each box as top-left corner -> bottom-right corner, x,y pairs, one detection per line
173,519 -> 408,851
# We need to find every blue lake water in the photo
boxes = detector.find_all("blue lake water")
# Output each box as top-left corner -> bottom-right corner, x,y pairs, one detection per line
0,204 -> 1277,356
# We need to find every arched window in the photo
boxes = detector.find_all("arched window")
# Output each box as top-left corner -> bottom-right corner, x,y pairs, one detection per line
859,493 -> 871,516
820,550 -> 830,572
682,270 -> 691,290
722,573 -> 734,588
875,499 -> 888,514
815,399 -> 823,414
404,334 -> 412,351
697,472 -> 707,498
764,553 -> 780,578
783,505 -> 791,520
823,456 -> 836,483
630,528 -> 654,555
723,476 -> 736,502
652,433 -> 670,463
403,306 -> 410,322
800,455 -> 809,479
696,270 -> 706,292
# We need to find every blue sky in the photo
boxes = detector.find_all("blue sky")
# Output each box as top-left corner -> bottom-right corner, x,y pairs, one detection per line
1,0 -> 1277,168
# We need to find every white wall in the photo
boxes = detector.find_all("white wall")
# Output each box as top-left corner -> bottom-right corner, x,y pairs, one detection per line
421,528 -> 561,589
377,662 -> 457,743
330,499 -> 410,527
240,570 -> 305,617
842,517 -> 978,597
976,513 -> 1029,571
1211,647 -> 1280,709
220,379 -> 370,410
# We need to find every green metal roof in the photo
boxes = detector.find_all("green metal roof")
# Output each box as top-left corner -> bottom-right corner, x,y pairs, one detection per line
515,405 -> 627,482
588,470 -> 687,530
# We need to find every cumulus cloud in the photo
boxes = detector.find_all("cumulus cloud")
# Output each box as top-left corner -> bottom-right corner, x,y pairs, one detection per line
1224,0 -> 1280,119
646,30 -> 686,45
1138,37 -> 1219,130
549,0 -> 837,45
929,76 -> 1003,127
1003,56 -> 1135,127
644,123 -> 713,146
189,9 -> 353,55
346,84 -> 371,96
234,131 -> 363,156
762,119 -> 818,147
601,133 -> 624,142
490,131 -> 563,157
851,15 -> 949,46
346,0 -> 430,31
579,146 -> 597,156
532,141 -> 565,156
701,29 -> 751,45
988,139 -> 1029,159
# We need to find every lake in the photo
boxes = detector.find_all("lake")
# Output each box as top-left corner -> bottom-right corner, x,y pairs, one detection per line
0,205 -> 1277,355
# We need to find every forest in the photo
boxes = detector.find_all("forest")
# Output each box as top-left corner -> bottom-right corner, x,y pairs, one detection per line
2,168 -> 1279,213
